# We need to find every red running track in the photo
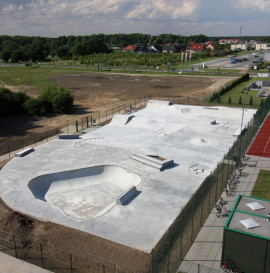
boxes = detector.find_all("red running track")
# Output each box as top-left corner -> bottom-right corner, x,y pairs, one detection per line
248,114 -> 270,158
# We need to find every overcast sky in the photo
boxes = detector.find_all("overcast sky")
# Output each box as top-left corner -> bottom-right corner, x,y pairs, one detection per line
0,0 -> 270,37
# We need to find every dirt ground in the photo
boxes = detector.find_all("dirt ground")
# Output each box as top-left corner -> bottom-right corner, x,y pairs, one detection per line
0,73 -> 235,143
0,72 -> 236,271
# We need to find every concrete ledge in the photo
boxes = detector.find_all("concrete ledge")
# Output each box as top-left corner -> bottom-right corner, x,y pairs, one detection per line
57,134 -> 80,139
130,154 -> 174,171
116,186 -> 138,205
15,147 -> 34,157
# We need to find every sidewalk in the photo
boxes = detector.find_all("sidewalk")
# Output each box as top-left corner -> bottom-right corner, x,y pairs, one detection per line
179,154 -> 268,272
0,252 -> 53,273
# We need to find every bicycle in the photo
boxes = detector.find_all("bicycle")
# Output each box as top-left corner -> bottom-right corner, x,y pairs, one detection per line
215,203 -> 228,217
221,258 -> 241,272
225,189 -> 238,197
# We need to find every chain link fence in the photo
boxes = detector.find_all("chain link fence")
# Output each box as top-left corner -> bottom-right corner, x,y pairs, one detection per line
0,229 -> 136,273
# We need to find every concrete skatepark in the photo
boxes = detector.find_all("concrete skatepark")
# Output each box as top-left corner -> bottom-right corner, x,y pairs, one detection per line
0,100 -> 256,253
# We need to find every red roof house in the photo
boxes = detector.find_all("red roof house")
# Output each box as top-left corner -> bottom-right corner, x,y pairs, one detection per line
190,44 -> 205,52
122,45 -> 137,52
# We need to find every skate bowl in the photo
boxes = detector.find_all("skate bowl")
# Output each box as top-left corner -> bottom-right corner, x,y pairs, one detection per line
28,165 -> 141,219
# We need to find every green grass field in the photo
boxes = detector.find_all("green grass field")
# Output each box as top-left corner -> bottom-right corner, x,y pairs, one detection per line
215,77 -> 267,108
251,170 -> 270,200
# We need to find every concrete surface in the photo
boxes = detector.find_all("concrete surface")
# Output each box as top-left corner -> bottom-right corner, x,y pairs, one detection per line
0,101 -> 256,252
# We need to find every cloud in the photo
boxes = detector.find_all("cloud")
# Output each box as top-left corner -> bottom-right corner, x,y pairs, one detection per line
235,0 -> 270,12
0,0 -> 269,36
126,0 -> 198,20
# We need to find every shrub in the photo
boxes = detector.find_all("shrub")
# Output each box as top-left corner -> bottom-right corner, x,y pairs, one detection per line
52,87 -> 74,114
249,96 -> 253,106
239,96 -> 242,105
0,88 -> 29,117
24,98 -> 42,116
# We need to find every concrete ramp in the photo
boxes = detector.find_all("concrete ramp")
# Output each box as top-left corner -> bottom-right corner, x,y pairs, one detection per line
146,100 -> 172,111
109,114 -> 131,126
28,165 -> 141,219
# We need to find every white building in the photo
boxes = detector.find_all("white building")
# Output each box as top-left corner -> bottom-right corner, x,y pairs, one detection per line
255,43 -> 270,51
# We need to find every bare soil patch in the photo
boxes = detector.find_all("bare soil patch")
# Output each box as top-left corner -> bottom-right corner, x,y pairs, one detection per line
0,73 -> 235,143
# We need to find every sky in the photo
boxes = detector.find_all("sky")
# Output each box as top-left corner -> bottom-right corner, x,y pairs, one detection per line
0,0 -> 270,37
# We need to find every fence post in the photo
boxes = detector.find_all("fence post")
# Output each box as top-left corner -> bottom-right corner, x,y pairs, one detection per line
208,172 -> 212,213
191,194 -> 194,242
180,211 -> 183,261
46,131 -> 48,142
200,187 -> 203,227
13,234 -> 17,258
221,156 -> 225,191
99,112 -> 100,124
81,118 -> 83,130
67,123 -> 69,134
215,163 -> 219,200
106,110 -> 107,121
103,264 -> 105,273
151,249 -> 154,273
197,264 -> 200,273
76,121 -> 78,132
40,243 -> 44,268
70,254 -> 73,273
167,228 -> 170,273
91,116 -> 92,126
8,144 -> 10,159
87,117 -> 89,128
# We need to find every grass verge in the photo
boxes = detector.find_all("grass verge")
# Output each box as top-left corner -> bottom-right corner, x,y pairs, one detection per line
251,170 -> 270,200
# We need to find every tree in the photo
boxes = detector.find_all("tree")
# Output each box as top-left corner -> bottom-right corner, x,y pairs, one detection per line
239,96 -> 242,105
249,96 -> 253,106
52,87 -> 74,114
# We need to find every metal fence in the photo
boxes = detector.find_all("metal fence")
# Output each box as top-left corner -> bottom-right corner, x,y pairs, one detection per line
0,229 -> 135,273
150,96 -> 270,273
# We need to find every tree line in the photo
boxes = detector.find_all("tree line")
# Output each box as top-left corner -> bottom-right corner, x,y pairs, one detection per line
1,33 -> 269,64
0,34 -> 209,62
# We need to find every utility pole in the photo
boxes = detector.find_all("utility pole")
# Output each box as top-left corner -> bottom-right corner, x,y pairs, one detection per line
239,26 -> 242,43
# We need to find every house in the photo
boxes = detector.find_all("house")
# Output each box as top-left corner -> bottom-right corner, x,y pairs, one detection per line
219,39 -> 239,44
231,43 -> 249,51
133,46 -> 149,54
190,44 -> 205,52
162,44 -> 185,53
256,43 -> 270,51
206,43 -> 215,51
148,44 -> 162,53
122,45 -> 137,52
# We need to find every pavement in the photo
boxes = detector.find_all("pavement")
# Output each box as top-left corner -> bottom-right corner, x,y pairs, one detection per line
178,154 -> 268,273
0,252 -> 53,273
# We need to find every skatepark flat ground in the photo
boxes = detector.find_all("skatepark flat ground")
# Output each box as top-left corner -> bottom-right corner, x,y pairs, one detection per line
0,101 -> 256,253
